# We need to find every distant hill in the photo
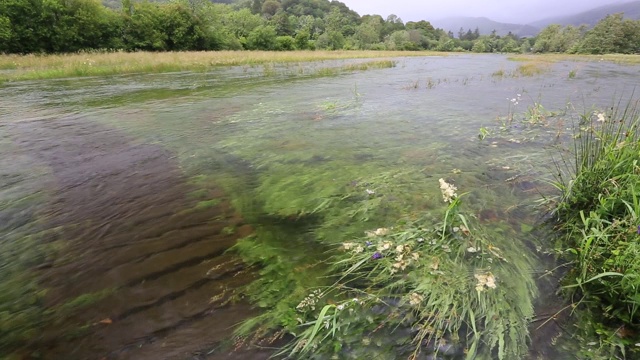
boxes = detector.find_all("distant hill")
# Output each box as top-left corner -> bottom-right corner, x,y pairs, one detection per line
431,17 -> 539,37
529,1 -> 640,28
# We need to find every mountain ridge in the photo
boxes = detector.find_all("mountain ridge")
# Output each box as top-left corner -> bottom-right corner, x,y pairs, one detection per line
433,1 -> 640,37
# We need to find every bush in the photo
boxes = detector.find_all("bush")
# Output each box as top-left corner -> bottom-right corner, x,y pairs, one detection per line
275,35 -> 294,51
246,25 -> 277,50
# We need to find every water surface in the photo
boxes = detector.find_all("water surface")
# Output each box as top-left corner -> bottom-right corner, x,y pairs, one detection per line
1,54 -> 638,359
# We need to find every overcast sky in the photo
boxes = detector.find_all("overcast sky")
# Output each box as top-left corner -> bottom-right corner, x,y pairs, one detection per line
340,0 -> 627,23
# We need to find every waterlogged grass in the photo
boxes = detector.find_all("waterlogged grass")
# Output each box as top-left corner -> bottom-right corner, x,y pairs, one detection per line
217,97 -> 546,357
0,130 -> 51,357
0,50 -> 434,82
508,54 -> 640,65
78,59 -> 394,108
491,62 -> 550,79
231,170 -> 538,359
515,62 -> 550,77
549,99 -> 640,358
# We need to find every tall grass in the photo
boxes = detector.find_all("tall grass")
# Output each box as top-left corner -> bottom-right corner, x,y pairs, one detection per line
0,50 -> 438,82
551,98 -> 640,357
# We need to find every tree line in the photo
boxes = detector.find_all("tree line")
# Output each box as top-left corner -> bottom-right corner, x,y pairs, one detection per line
0,0 -> 639,54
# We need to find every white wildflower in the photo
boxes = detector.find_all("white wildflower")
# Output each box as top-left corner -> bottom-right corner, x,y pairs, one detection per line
429,260 -> 439,270
596,112 -> 606,122
411,252 -> 420,261
467,246 -> 478,253
474,272 -> 497,292
366,227 -> 390,237
342,242 -> 356,250
438,178 -> 458,203
365,189 -> 375,195
395,244 -> 405,253
296,290 -> 322,311
377,241 -> 393,251
409,292 -> 424,306
354,245 -> 364,253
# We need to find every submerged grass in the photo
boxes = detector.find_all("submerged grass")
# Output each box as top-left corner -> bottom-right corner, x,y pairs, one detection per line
550,98 -> 640,358
0,50 -> 437,82
233,177 -> 537,359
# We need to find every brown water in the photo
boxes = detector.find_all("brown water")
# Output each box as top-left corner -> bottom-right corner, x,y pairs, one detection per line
1,55 -> 639,359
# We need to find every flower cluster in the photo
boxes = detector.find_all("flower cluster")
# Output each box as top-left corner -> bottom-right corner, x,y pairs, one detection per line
336,298 -> 363,311
296,289 -> 323,311
474,272 -> 497,292
595,111 -> 606,122
508,93 -> 522,106
439,178 -> 458,203
342,242 -> 364,253
408,292 -> 424,306
366,227 -> 390,237
377,240 -> 393,251
390,244 -> 420,273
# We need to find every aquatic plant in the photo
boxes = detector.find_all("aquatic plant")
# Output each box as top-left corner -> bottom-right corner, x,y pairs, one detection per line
514,62 -> 549,77
234,180 -> 537,359
550,98 -> 640,357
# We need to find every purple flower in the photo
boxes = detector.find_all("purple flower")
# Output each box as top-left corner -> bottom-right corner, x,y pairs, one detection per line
637,225 -> 640,235
365,241 -> 373,247
372,252 -> 383,260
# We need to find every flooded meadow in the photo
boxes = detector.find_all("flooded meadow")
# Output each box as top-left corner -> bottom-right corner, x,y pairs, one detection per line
1,54 -> 639,359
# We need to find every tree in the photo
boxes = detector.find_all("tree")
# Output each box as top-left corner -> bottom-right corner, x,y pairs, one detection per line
222,8 -> 263,39
385,30 -> 409,50
0,16 -> 11,47
161,3 -> 207,51
270,10 -> 293,35
315,30 -> 344,50
353,22 -> 379,49
261,0 -> 280,18
294,29 -> 310,49
246,24 -> 277,50
577,14 -> 640,54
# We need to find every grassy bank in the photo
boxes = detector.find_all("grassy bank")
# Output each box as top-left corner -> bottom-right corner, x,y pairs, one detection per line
550,99 -> 640,358
509,53 -> 640,65
0,50 -> 442,82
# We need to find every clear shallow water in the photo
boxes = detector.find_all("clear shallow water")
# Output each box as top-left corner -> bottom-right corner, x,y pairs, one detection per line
1,54 -> 639,359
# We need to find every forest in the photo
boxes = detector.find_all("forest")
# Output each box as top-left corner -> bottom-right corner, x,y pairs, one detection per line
1,0 -> 639,54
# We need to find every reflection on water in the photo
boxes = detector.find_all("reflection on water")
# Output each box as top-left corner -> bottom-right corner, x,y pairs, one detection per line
0,54 -> 638,359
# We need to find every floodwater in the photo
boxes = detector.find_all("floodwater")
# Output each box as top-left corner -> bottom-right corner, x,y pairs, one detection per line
1,54 -> 638,359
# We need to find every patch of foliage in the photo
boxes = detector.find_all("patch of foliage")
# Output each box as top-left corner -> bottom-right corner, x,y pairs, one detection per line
551,98 -> 640,357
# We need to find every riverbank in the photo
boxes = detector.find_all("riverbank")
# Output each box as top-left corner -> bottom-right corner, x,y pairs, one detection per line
0,50 -> 443,82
